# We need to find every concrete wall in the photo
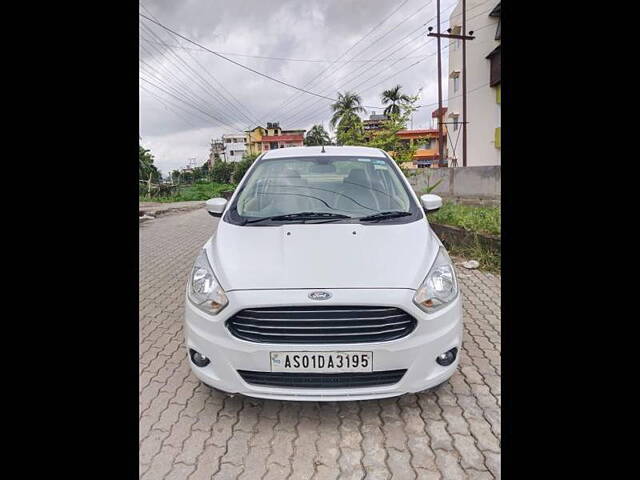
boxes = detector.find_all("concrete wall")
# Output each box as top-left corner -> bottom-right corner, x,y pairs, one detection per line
408,166 -> 500,202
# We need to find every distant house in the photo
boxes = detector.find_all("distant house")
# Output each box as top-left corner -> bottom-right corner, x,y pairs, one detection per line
396,129 -> 448,169
447,0 -> 501,166
245,122 -> 305,154
208,139 -> 225,166
222,133 -> 247,162
390,108 -> 449,169
363,114 -> 388,141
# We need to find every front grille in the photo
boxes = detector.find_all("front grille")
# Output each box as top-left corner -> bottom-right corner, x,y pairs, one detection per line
237,369 -> 407,388
226,306 -> 417,344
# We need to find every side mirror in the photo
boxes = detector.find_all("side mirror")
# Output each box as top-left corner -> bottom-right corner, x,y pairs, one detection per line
420,194 -> 442,213
206,198 -> 228,217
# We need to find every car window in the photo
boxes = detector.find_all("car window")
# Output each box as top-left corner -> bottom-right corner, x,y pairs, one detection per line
230,155 -> 418,224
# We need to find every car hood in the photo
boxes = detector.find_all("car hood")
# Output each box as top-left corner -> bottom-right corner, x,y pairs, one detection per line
207,219 -> 440,291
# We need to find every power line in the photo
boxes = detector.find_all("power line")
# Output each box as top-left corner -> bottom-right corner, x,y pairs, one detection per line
276,2 -> 495,125
139,44 -> 239,122
140,28 -> 247,128
139,3 -> 493,129
140,76 -> 245,132
284,20 -> 498,129
281,25 -> 441,126
276,25 -> 431,124
258,0 -> 418,126
141,84 -> 202,129
140,2 -> 260,126
284,38 -> 436,127
139,13 -> 385,112
270,1 -> 476,124
140,38 -> 438,63
140,20 -> 254,128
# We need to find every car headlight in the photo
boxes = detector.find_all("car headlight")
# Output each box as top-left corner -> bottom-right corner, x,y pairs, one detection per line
413,247 -> 458,313
188,249 -> 228,315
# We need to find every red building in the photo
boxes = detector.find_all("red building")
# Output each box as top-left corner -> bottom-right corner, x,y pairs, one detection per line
259,133 -> 305,151
246,122 -> 306,153
394,108 -> 449,168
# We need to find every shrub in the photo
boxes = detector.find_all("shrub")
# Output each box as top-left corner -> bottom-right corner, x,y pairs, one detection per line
232,157 -> 256,184
211,161 -> 235,184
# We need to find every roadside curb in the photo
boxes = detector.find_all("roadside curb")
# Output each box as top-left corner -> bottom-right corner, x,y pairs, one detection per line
430,223 -> 501,253
139,201 -> 205,224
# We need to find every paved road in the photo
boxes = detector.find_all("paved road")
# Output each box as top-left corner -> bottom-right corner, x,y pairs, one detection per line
140,209 -> 501,480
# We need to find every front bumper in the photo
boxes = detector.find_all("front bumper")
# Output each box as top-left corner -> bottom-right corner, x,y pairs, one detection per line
184,288 -> 462,401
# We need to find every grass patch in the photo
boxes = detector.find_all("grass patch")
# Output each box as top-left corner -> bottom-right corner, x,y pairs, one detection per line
429,202 -> 500,236
139,182 -> 235,203
447,240 -> 501,273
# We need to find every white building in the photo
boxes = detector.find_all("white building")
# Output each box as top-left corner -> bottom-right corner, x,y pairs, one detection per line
447,1 -> 501,166
221,133 -> 248,162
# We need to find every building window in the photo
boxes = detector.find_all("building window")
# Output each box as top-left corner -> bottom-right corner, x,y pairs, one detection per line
486,46 -> 501,87
453,116 -> 459,131
450,71 -> 460,93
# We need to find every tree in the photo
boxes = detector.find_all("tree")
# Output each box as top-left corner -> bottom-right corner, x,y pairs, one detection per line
330,91 -> 366,138
304,124 -> 331,146
381,84 -> 412,117
211,161 -> 235,184
367,91 -> 421,166
336,115 -> 365,146
232,156 -> 256,184
139,145 -> 161,183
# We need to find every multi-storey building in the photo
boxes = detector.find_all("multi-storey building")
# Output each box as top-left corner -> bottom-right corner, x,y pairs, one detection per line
446,1 -> 501,166
221,134 -> 247,162
363,114 -> 388,141
245,122 -> 305,155
208,139 -> 225,166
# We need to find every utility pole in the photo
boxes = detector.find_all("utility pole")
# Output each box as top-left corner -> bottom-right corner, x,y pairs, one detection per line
431,0 -> 444,167
461,0 -> 468,167
428,0 -> 475,167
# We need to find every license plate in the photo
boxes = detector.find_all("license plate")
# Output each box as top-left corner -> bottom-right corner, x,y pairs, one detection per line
270,351 -> 373,373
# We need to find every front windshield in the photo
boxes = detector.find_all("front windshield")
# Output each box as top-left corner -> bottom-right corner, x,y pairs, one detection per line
229,155 -> 419,223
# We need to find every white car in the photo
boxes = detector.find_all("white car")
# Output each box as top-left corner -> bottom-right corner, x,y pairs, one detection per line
185,145 -> 462,401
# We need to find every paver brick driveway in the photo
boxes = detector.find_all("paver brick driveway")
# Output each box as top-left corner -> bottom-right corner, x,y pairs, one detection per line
140,209 -> 501,479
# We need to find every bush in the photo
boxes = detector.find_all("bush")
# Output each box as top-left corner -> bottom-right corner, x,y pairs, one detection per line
232,157 -> 256,184
428,202 -> 501,236
140,182 -> 235,203
211,161 -> 235,184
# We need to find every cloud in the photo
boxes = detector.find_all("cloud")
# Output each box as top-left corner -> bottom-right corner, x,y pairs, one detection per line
140,0 -> 458,175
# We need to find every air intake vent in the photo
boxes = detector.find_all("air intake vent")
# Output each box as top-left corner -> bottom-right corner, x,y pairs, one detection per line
226,306 -> 417,344
237,369 -> 407,388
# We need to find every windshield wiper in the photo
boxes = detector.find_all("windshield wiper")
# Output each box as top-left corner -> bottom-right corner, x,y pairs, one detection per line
358,211 -> 413,222
244,212 -> 351,224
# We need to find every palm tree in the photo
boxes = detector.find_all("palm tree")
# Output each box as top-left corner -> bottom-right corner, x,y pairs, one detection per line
139,146 -> 154,179
305,124 -> 331,146
330,91 -> 366,130
381,85 -> 411,116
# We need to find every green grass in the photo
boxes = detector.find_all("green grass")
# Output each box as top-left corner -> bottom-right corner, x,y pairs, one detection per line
428,202 -> 501,236
139,182 -> 235,203
447,240 -> 501,273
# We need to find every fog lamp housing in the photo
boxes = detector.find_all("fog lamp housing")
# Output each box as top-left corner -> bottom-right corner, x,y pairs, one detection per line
436,347 -> 458,366
189,348 -> 210,367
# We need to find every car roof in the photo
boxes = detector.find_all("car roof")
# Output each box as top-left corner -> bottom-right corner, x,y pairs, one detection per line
261,145 -> 387,159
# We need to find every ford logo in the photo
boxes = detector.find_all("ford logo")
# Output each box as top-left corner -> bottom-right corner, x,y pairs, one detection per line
308,291 -> 332,300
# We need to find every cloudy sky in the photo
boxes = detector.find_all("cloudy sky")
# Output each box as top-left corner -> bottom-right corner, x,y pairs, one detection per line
139,0 -> 464,176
